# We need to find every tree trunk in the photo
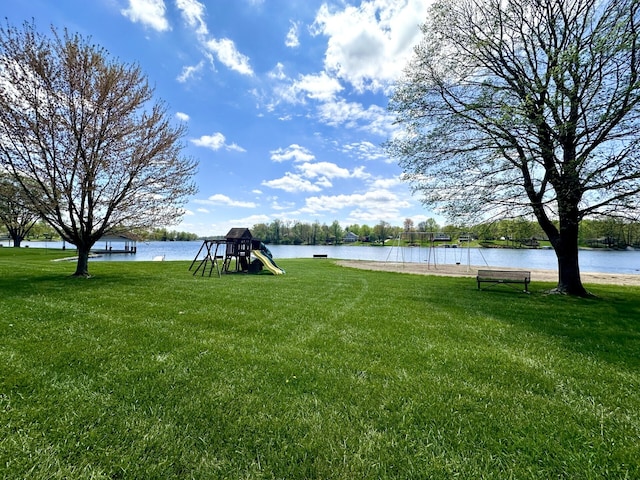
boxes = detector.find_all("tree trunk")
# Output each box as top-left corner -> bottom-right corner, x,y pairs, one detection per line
7,229 -> 23,247
73,247 -> 91,277
552,219 -> 589,296
532,194 -> 590,296
554,242 -> 588,296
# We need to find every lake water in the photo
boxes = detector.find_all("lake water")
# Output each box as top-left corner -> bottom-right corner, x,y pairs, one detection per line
5,239 -> 639,275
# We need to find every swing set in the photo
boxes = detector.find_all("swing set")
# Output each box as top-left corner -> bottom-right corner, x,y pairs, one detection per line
386,231 -> 484,271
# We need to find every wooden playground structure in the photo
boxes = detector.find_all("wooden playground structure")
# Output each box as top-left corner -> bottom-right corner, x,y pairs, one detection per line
189,228 -> 284,277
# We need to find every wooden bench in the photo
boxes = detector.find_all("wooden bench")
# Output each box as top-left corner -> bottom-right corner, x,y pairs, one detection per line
477,269 -> 531,293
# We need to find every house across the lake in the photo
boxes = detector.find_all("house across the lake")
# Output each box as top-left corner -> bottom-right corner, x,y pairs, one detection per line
433,233 -> 451,242
343,231 -> 359,243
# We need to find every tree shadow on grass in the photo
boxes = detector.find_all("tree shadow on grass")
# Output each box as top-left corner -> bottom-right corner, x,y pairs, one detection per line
0,270 -> 149,300
468,284 -> 640,370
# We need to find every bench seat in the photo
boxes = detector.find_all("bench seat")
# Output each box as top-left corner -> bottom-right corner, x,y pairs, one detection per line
477,269 -> 531,292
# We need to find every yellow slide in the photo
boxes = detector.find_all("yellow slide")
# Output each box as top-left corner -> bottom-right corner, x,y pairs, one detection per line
252,249 -> 285,275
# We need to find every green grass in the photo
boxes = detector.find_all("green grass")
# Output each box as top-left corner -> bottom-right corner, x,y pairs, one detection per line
1,248 -> 639,479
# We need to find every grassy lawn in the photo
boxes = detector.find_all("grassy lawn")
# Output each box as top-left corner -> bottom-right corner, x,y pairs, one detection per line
1,248 -> 639,479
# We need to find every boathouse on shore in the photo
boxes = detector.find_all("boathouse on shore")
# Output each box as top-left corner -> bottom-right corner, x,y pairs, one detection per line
92,233 -> 138,254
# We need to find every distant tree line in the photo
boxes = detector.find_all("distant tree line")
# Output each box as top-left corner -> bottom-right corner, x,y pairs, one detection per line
3,216 -> 638,249
248,217 -> 640,249
249,218 -> 476,245
251,220 -> 396,245
475,217 -> 640,249
142,228 -> 198,242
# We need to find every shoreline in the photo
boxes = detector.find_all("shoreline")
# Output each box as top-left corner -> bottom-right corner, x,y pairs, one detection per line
336,260 -> 640,286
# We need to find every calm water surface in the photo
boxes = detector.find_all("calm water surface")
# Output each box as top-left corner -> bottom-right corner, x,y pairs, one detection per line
6,240 -> 639,275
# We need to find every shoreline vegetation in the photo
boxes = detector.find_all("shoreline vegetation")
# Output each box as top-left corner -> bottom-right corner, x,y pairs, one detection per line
4,214 -> 640,251
3,237 -> 639,251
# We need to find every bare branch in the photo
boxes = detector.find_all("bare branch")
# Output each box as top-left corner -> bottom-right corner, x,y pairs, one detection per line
0,21 -> 197,275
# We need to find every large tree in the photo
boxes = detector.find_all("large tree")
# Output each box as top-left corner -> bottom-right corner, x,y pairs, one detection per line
0,174 -> 39,247
0,23 -> 197,276
387,0 -> 640,295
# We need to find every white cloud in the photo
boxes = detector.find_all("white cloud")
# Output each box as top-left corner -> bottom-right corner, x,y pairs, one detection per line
268,62 -> 287,80
262,173 -> 322,193
302,189 -> 411,214
317,99 -> 394,136
238,214 -> 269,224
371,177 -> 402,189
285,21 -> 300,48
174,0 -> 253,76
175,112 -> 190,121
341,141 -> 388,161
200,194 -> 257,208
196,208 -> 209,213
351,166 -> 371,179
175,0 -> 208,37
270,144 -> 315,163
177,61 -> 204,83
345,208 -> 398,223
281,72 -> 343,104
271,199 -> 296,211
264,159 -> 370,194
121,0 -> 170,32
292,189 -> 418,224
210,214 -> 270,236
314,176 -> 333,188
296,161 -> 351,180
311,0 -> 430,92
294,72 -> 343,102
205,38 -> 253,76
191,132 -> 246,152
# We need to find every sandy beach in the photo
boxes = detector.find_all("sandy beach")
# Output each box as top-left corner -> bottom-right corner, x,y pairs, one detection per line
336,260 -> 640,287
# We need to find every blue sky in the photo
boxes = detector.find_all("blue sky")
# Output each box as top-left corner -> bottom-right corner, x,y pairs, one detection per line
2,0 -> 438,236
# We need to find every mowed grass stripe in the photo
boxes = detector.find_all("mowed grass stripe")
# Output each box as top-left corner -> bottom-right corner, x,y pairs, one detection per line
1,248 -> 639,479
